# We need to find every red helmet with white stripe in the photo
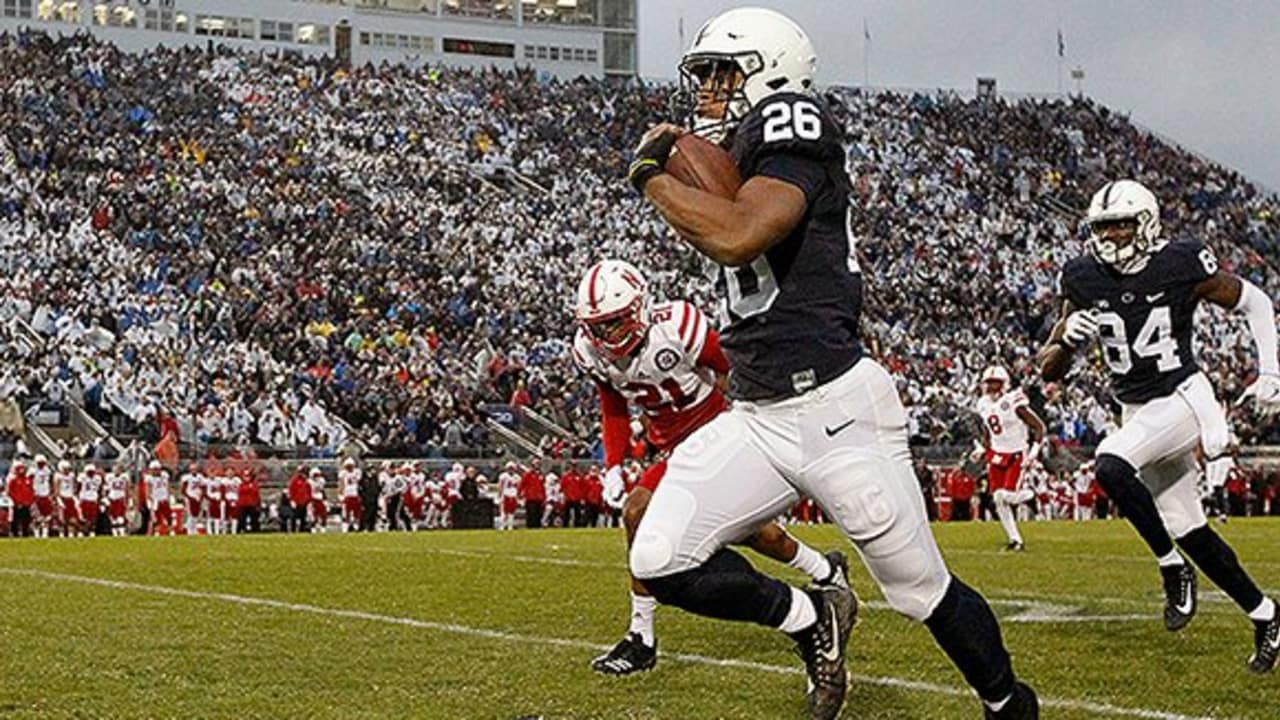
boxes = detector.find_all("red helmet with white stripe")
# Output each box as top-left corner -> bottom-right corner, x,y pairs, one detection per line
575,260 -> 649,359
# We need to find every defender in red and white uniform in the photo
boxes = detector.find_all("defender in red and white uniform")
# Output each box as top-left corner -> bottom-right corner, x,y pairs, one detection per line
55,460 -> 80,537
30,455 -> 55,538
338,458 -> 362,532
77,465 -> 103,534
181,464 -> 205,535
104,465 -> 131,536
973,365 -> 1046,551
146,461 -> 175,535
572,259 -> 848,675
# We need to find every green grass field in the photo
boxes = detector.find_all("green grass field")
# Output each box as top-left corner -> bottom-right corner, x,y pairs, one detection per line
1,518 -> 1277,719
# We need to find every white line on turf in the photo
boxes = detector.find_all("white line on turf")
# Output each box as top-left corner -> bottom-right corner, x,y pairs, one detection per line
0,567 -> 1223,720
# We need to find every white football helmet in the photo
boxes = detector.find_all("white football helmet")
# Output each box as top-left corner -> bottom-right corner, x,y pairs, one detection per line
575,260 -> 650,359
1086,180 -> 1165,274
981,365 -> 1010,397
35,454 -> 47,466
677,7 -> 817,144
58,460 -> 72,472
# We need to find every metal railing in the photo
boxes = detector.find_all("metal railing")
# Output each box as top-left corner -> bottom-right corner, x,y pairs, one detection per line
519,406 -> 576,442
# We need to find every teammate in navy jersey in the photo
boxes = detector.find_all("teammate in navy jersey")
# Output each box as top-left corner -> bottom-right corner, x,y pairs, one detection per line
1040,179 -> 1280,674
625,8 -> 1036,719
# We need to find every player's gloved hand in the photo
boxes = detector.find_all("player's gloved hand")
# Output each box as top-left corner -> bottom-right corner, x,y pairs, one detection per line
628,124 -> 683,194
602,465 -> 627,510
1235,373 -> 1280,419
967,443 -> 985,465
1062,309 -> 1100,347
1021,442 -> 1042,468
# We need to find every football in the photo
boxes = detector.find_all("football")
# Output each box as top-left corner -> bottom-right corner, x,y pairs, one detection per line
665,133 -> 743,199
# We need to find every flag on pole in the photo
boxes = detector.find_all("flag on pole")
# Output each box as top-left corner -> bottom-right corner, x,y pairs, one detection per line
1057,29 -> 1065,57
864,20 -> 871,42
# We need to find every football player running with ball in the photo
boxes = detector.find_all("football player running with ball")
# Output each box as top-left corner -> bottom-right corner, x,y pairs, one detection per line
1039,179 -> 1279,674
572,259 -> 851,677
626,8 -> 1036,719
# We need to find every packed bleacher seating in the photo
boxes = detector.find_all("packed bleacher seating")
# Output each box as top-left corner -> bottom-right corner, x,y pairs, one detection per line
2,28 -> 1279,466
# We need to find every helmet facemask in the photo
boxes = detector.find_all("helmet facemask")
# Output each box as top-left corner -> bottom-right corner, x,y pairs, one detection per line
982,379 -> 1005,400
676,53 -> 760,146
1089,216 -> 1152,274
581,296 -> 647,361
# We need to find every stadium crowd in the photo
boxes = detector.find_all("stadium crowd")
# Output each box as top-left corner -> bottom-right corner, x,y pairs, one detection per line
1,28 -> 1279,471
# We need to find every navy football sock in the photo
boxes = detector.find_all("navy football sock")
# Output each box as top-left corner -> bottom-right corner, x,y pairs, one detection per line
924,576 -> 1016,703
1177,525 -> 1265,614
641,548 -> 795,628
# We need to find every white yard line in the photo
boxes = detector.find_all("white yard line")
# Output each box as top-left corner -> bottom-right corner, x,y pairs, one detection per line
0,567 -> 1226,720
296,543 -> 1265,616
946,548 -> 1280,569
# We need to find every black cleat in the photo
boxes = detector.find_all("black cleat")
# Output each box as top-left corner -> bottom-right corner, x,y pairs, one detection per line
1161,563 -> 1197,632
819,550 -> 851,590
1248,603 -> 1279,674
1004,541 -> 1025,552
983,681 -> 1039,720
791,586 -> 857,720
591,632 -> 657,676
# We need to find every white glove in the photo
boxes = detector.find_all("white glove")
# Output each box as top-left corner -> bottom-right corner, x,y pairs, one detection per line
1021,441 -> 1041,468
602,465 -> 626,510
1062,309 -> 1100,348
1236,373 -> 1280,419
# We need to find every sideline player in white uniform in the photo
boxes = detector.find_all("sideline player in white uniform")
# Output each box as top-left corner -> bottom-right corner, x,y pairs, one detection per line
308,468 -> 327,533
573,260 -> 849,676
338,458 -> 362,532
1040,179 -> 1279,673
146,462 -> 175,536
30,455 -> 55,538
104,465 -> 130,537
55,460 -> 80,537
77,464 -> 103,535
181,464 -> 205,535
628,9 -> 1035,717
973,366 -> 1046,551
221,473 -> 239,535
496,466 -> 520,531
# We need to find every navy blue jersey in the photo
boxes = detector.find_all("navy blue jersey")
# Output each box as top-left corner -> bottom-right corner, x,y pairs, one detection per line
1059,241 -> 1219,404
720,92 -> 862,400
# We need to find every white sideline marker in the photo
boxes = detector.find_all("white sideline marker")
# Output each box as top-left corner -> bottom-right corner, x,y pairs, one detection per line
0,567 -> 1222,720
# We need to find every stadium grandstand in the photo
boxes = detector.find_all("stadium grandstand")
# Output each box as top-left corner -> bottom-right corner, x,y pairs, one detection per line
1,14 -> 1279,532
0,0 -> 637,76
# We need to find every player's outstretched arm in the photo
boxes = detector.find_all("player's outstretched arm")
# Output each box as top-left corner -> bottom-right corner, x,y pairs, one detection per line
1197,271 -> 1280,415
643,173 -> 806,266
